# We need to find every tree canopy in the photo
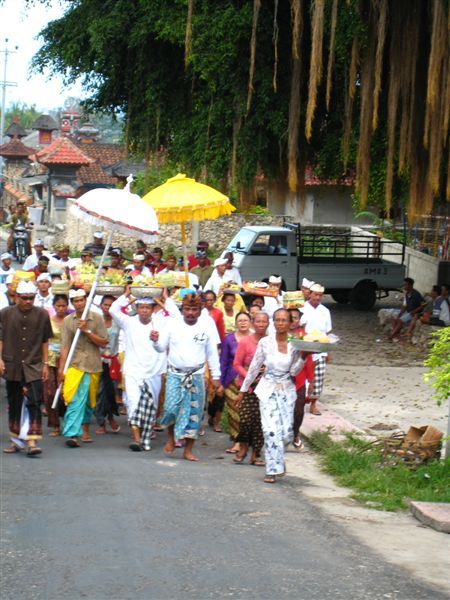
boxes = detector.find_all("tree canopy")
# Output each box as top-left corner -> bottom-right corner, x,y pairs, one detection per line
29,0 -> 449,219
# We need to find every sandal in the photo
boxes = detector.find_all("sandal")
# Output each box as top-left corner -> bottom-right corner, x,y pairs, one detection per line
49,430 -> 60,437
27,447 -> 42,457
233,454 -> 247,464
66,438 -> 80,448
263,475 -> 276,484
129,442 -> 142,452
225,448 -> 238,454
250,458 -> 265,467
213,427 -> 223,433
3,445 -> 20,454
293,438 -> 304,449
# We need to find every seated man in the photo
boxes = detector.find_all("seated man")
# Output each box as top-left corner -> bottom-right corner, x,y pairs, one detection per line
389,277 -> 425,340
420,285 -> 450,327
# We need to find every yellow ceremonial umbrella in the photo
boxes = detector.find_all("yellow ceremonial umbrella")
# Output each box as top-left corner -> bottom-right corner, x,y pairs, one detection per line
142,173 -> 236,285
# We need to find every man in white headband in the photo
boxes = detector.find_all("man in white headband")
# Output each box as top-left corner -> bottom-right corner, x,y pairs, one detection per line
0,252 -> 15,294
35,273 -> 54,312
126,253 -> 151,279
59,289 -> 108,447
0,273 -> 16,310
300,282 -> 332,416
110,289 -> 167,451
301,278 -> 315,301
203,257 -> 230,295
1,280 -> 52,457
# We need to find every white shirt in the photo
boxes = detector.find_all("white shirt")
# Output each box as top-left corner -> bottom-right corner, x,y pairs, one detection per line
300,301 -> 332,361
0,291 -> 14,310
224,266 -> 242,286
153,318 -> 220,378
110,294 -> 166,378
204,268 -> 238,295
23,251 -> 51,271
0,266 -> 15,293
34,292 -> 54,312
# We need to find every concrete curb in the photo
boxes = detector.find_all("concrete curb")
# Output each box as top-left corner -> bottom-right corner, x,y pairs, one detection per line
409,501 -> 450,534
300,400 -> 368,441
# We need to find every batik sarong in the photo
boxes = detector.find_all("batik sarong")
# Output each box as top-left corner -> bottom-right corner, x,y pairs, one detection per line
260,387 -> 295,475
224,381 -> 240,441
159,368 -> 205,440
129,382 -> 157,450
235,390 -> 264,455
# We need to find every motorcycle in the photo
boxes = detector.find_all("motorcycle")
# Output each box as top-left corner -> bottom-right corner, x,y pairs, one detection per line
13,225 -> 30,264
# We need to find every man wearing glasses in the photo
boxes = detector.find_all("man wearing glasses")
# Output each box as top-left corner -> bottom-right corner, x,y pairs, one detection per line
0,281 -> 52,457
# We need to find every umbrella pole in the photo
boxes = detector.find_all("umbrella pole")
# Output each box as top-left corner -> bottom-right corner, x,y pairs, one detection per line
51,230 -> 114,409
181,221 -> 189,287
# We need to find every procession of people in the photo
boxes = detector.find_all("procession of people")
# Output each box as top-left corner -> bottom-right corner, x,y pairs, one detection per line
0,235 -> 336,483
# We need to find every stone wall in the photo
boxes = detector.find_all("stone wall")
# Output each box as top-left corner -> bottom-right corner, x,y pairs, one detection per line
50,210 -> 284,255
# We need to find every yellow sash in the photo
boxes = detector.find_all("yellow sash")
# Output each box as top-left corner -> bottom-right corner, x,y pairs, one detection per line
63,367 -> 100,408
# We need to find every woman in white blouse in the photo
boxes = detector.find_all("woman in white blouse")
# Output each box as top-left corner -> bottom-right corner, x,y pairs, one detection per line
237,308 -> 307,483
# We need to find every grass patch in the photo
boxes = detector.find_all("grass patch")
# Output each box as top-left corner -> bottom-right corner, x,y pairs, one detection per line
309,431 -> 450,511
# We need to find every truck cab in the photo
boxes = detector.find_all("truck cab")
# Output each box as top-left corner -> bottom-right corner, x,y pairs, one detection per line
226,226 -> 298,290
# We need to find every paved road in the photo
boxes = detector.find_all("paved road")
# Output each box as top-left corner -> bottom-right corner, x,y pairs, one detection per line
1,407 -> 446,600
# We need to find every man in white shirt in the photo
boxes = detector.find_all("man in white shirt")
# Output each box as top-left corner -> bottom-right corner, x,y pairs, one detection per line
300,283 -> 332,416
0,252 -> 15,293
34,273 -> 54,312
110,290 -> 166,451
0,274 -> 16,310
23,240 -> 50,272
223,252 -> 242,286
151,293 -> 220,461
124,253 -> 152,279
204,257 -> 229,295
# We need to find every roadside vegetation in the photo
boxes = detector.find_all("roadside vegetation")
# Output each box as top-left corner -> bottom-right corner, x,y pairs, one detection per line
309,431 -> 450,511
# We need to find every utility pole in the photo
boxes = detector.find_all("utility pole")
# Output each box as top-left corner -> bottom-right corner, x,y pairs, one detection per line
0,38 -> 18,202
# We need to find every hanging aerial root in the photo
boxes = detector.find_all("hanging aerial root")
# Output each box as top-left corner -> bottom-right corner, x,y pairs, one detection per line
305,0 -> 325,141
325,0 -> 338,111
246,0 -> 261,113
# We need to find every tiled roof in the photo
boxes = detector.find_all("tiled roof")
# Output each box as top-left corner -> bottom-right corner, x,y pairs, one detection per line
35,136 -> 94,166
32,114 -> 59,131
75,142 -> 124,186
4,183 -> 30,203
0,138 -> 34,158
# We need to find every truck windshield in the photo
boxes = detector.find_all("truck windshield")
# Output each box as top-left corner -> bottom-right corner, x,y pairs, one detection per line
227,228 -> 255,252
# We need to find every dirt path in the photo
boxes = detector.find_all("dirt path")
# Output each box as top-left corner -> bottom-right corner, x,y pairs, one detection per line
319,294 -> 447,434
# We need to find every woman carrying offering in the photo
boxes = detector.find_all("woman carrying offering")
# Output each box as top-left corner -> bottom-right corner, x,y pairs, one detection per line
216,312 -> 252,453
236,309 -> 307,484
232,311 -> 269,466
45,294 -> 70,436
218,291 -> 241,334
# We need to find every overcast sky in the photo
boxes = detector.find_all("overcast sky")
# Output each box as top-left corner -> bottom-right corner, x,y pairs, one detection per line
0,0 -> 83,111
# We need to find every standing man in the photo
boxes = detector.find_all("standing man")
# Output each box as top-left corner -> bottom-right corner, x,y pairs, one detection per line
151,293 -> 221,461
23,239 -> 49,271
203,258 -> 229,295
0,252 -> 15,293
126,253 -> 152,279
0,274 -> 16,310
110,289 -> 167,451
300,283 -> 332,416
82,231 -> 106,257
190,251 -> 213,289
1,281 -> 52,456
188,240 -> 211,269
58,289 -> 108,448
34,273 -> 54,311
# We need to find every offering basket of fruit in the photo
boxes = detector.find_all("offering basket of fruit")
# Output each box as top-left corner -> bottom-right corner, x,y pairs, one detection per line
243,281 -> 279,297
130,275 -> 164,299
289,329 -> 339,353
95,269 -> 127,296
72,263 -> 97,290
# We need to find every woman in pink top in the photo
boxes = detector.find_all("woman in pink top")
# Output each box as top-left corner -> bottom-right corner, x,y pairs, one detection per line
232,311 -> 269,465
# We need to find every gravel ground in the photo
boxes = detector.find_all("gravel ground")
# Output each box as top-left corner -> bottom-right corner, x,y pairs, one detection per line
319,294 -> 447,435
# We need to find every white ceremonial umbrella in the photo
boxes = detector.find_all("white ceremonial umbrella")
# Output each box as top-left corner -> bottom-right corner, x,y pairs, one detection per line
52,175 -> 159,408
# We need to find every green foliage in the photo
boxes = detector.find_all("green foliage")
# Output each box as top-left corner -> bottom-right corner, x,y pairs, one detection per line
3,102 -> 41,129
246,205 -> 270,216
424,328 -> 450,405
310,431 -> 450,511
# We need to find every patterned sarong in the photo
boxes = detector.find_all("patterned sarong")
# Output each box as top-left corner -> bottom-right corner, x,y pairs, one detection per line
129,382 -> 156,450
159,368 -> 205,440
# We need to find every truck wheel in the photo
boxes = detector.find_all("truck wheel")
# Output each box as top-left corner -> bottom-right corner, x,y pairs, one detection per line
331,290 -> 350,304
349,282 -> 377,310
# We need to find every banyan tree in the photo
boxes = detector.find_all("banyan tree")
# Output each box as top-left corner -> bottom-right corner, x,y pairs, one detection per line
30,0 -> 450,220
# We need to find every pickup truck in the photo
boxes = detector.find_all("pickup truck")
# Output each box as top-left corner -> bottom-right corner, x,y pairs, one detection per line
225,223 -> 406,310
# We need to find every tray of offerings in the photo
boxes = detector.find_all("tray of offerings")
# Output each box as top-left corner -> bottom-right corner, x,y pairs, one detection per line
95,285 -> 125,296
289,332 -> 339,353
130,285 -> 163,299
